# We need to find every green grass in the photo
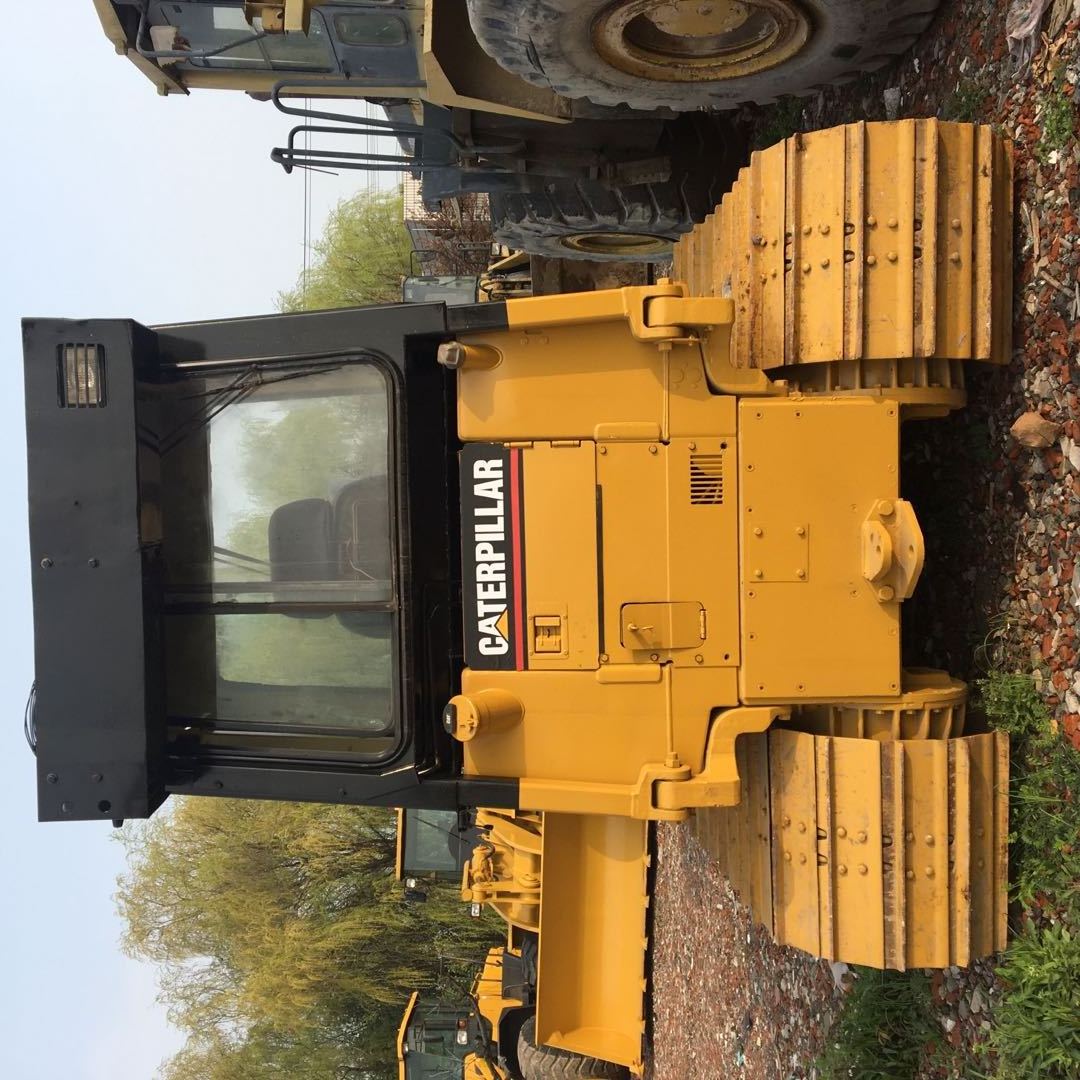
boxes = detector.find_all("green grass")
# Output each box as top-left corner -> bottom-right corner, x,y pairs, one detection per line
816,969 -> 939,1080
943,75 -> 990,122
977,671 -> 1080,1079
752,96 -> 804,149
1037,66 -> 1077,162
978,672 -> 1080,920
989,923 -> 1080,1079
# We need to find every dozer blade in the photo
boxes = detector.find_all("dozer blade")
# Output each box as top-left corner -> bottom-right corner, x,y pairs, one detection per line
695,730 -> 1009,969
536,813 -> 649,1074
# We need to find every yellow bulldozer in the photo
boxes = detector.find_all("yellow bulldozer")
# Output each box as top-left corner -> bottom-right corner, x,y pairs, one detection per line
25,114 -> 1013,1077
92,0 -> 946,259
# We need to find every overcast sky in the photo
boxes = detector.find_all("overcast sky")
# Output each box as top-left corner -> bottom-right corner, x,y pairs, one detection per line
0,6 -> 390,1076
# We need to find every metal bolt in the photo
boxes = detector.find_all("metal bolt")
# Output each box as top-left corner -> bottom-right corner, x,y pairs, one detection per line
87,558 -> 99,568
950,251 -> 961,264
46,773 -> 59,785
888,217 -> 898,229
649,653 -> 659,662
796,526 -> 806,537
782,815 -> 791,827
803,224 -> 812,236
821,258 -> 830,269
925,834 -> 935,846
926,867 -> 935,878
887,251 -> 898,263
800,854 -> 807,865
688,442 -> 696,450
802,262 -> 812,273
867,254 -> 877,266
753,569 -> 764,580
879,500 -> 894,516
753,526 -> 763,537
648,444 -> 657,455
91,773 -> 103,783
857,830 -> 867,843
760,273 -> 769,284
819,223 -> 830,235
866,215 -> 877,227
877,585 -> 895,602
951,218 -> 962,230
60,802 -> 73,814
694,654 -> 704,664
906,832 -> 914,843
796,569 -> 806,579
798,822 -> 807,834
858,864 -> 868,875
40,558 -> 53,569
784,851 -> 792,862
598,445 -> 607,455
905,869 -> 915,880
838,864 -> 848,876
599,653 -> 609,664
837,826 -> 847,839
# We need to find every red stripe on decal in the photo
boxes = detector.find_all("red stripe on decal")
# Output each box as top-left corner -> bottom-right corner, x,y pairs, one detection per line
509,448 -> 525,670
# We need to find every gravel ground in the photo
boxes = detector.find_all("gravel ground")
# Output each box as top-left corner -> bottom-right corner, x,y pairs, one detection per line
648,2 -> 1080,1076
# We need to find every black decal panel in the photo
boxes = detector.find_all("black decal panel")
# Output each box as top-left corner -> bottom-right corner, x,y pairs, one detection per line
460,444 -> 526,671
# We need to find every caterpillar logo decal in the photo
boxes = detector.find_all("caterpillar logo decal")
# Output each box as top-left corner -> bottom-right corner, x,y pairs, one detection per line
460,444 -> 526,671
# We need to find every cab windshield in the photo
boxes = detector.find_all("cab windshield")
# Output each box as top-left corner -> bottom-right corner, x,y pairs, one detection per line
154,359 -> 399,757
148,2 -> 335,70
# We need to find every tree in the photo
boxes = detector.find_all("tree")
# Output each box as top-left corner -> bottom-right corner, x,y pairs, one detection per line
118,799 -> 500,1078
278,188 -> 414,310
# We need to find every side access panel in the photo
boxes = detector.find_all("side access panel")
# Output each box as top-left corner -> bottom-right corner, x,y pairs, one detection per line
536,813 -> 649,1074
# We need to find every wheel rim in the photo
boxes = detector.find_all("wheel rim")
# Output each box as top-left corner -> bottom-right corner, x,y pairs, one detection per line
592,0 -> 811,83
560,231 -> 673,256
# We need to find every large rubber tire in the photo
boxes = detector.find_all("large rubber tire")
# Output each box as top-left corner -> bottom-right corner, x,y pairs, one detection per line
466,0 -> 940,111
516,1017 -> 630,1080
490,115 -> 741,262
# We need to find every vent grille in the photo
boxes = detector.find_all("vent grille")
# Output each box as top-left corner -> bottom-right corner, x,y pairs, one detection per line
690,453 -> 724,505
58,343 -> 106,408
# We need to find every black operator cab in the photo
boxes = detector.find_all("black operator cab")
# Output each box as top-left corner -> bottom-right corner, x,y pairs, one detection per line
23,302 -> 516,823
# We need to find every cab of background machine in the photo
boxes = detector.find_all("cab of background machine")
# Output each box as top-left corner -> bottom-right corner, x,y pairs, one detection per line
22,303 -> 518,823
396,993 -> 493,1080
97,1 -> 421,92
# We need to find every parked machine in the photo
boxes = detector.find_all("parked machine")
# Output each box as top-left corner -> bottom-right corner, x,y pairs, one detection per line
92,0 -> 943,258
24,119 -> 1012,1077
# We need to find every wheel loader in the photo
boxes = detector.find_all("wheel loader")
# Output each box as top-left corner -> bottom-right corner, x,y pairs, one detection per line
93,0 -> 943,258
24,119 -> 1013,1078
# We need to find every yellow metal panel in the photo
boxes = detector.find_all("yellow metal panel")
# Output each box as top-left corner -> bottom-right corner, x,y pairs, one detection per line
597,439 -> 739,670
902,740 -> 951,968
520,443 -> 598,670
913,118 -> 940,358
881,742 -> 907,969
949,740 -> 973,968
770,729 -> 821,956
843,122 -> 867,363
753,141 -> 787,368
536,813 -> 649,1072
828,737 -> 886,967
621,602 -> 703,652
739,398 -> 902,700
794,126 -> 847,362
457,323 -> 665,443
935,122 -> 975,359
865,120 -> 916,360
814,737 -> 836,961
461,670 -> 669,786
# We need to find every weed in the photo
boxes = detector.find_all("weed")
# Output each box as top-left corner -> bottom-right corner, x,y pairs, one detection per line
816,968 -> 938,1080
1037,66 -> 1077,162
753,96 -> 804,149
990,922 -> 1080,1079
943,74 -> 989,122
